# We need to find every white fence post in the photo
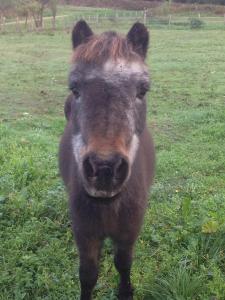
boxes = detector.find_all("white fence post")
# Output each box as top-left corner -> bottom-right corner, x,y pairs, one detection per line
16,16 -> 20,32
3,16 -> 6,32
143,8 -> 147,25
169,14 -> 172,26
31,17 -> 34,31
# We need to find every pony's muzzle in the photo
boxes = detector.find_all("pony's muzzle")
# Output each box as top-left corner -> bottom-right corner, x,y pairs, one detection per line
82,152 -> 129,198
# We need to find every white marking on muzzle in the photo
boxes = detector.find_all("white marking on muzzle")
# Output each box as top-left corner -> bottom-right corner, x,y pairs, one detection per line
85,187 -> 118,198
128,134 -> 139,165
72,134 -> 85,170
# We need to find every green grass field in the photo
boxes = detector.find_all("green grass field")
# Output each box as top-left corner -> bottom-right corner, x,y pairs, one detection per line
0,23 -> 225,300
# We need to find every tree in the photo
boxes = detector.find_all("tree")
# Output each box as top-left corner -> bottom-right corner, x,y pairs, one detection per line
0,0 -> 58,30
15,0 -> 31,27
49,0 -> 57,30
30,0 -> 49,28
0,0 -> 15,18
17,0 -> 58,29
30,0 -> 58,29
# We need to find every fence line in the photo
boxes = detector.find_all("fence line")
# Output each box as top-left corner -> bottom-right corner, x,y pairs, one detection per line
1,11 -> 225,33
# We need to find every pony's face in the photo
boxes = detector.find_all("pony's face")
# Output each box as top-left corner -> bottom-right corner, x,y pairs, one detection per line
67,21 -> 150,198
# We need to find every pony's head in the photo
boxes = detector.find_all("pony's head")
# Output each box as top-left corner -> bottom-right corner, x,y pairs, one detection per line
67,21 -> 150,198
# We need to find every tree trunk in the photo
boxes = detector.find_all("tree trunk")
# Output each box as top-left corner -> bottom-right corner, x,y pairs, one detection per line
32,4 -> 45,29
39,6 -> 44,28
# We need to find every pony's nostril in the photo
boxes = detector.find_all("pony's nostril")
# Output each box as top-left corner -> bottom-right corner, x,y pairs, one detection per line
83,157 -> 95,178
115,157 -> 129,182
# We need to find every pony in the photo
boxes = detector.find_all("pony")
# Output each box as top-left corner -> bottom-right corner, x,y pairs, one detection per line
59,20 -> 155,300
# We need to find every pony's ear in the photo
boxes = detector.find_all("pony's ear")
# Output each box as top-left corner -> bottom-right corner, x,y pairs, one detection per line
127,22 -> 149,59
72,20 -> 93,49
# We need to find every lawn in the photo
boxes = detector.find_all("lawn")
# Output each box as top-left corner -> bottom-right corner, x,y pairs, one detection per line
0,25 -> 225,299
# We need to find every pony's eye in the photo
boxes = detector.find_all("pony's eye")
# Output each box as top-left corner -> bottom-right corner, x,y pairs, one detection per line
136,83 -> 149,99
72,88 -> 80,99
136,88 -> 148,99
137,89 -> 147,99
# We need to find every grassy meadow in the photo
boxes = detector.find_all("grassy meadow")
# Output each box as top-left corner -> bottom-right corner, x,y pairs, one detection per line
0,18 -> 225,300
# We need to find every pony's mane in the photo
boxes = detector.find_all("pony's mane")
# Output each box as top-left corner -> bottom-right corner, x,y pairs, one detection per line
72,31 -> 139,64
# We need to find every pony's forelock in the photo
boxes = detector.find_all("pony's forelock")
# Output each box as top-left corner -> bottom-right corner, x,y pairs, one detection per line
72,32 -> 140,64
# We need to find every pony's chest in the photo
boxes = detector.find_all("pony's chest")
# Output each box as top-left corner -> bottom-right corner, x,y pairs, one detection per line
99,205 -> 120,236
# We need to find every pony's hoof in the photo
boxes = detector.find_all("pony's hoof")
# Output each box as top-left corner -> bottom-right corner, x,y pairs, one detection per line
118,296 -> 133,300
118,287 -> 133,300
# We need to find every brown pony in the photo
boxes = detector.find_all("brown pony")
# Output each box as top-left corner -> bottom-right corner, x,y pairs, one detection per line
59,20 -> 155,300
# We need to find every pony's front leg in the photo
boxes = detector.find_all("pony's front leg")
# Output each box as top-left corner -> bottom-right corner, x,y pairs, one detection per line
77,238 -> 102,300
114,241 -> 134,300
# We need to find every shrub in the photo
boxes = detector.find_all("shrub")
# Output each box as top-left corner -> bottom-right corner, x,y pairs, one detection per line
190,18 -> 204,29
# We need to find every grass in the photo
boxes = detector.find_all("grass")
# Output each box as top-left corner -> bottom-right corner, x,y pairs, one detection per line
0,24 -> 225,300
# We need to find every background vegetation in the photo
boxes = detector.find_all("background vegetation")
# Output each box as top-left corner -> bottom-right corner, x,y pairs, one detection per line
0,0 -> 58,28
0,2 -> 225,300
